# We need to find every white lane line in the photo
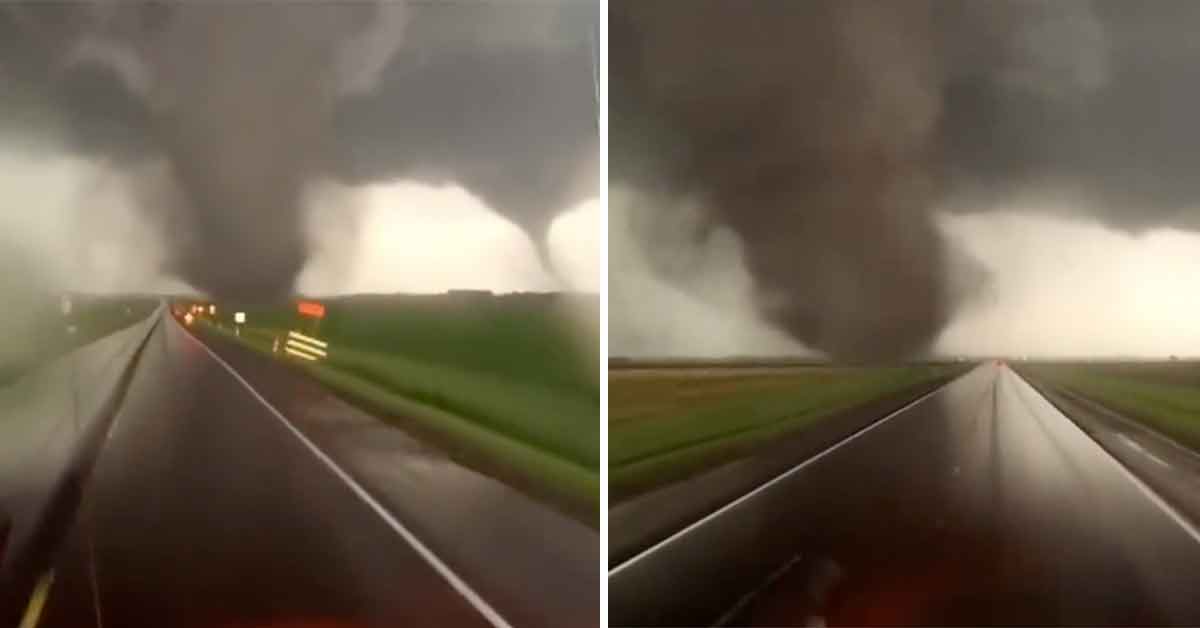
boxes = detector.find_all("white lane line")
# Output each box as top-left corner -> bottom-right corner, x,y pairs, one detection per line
1062,388 -> 1200,464
1116,434 -> 1171,468
1120,434 -> 1147,453
1010,369 -> 1200,546
1147,453 -> 1171,468
610,369 -> 973,577
85,508 -> 106,628
178,320 -> 513,628
712,553 -> 804,627
18,571 -> 54,628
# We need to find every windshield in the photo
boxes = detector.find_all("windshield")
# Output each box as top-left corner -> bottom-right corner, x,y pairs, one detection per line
0,2 -> 599,626
609,1 -> 1200,626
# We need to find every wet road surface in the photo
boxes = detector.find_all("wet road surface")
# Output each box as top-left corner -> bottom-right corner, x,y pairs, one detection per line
1031,382 -> 1200,531
14,311 -> 594,627
0,311 -> 160,624
610,363 -> 1200,626
609,376 -> 953,566
190,320 -> 599,628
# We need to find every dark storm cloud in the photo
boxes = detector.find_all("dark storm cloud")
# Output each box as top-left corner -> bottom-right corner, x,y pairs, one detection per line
0,1 -> 597,299
612,1 -> 954,360
941,0 -> 1200,231
331,34 -> 598,261
611,0 -> 1200,360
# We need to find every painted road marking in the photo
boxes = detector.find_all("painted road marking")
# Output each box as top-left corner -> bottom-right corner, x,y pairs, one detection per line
610,367 -> 975,577
1063,388 -> 1200,465
1148,453 -> 1171,468
1010,370 -> 1200,546
712,553 -> 805,627
1121,435 -> 1146,453
178,318 -> 513,628
18,571 -> 54,628
1119,434 -> 1171,468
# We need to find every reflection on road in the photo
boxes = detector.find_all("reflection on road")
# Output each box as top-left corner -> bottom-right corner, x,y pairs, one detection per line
611,364 -> 1200,627
2,311 -> 597,628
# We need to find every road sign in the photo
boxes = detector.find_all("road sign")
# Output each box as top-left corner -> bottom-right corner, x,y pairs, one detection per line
297,301 -> 325,319
285,330 -> 328,361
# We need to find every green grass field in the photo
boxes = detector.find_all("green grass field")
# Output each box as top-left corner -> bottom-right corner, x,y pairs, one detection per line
1023,362 -> 1200,453
610,363 -> 959,500
191,293 -> 600,524
0,296 -> 158,386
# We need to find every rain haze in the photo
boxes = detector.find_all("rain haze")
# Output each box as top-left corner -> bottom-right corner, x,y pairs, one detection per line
0,0 -> 599,301
611,0 -> 1200,360
0,3 -> 601,625
610,5 -> 1200,627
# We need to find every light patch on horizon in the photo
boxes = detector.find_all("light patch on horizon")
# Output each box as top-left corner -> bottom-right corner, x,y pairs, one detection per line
0,151 -> 192,364
608,185 -> 816,358
0,151 -> 181,295
0,148 -> 596,300
548,197 -> 601,293
935,210 -> 1200,358
298,179 -> 582,295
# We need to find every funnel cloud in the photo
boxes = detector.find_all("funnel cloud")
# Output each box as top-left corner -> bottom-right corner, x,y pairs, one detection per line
611,0 -> 1200,359
0,1 -> 598,299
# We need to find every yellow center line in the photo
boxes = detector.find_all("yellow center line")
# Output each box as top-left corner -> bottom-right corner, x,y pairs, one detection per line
19,570 -> 55,628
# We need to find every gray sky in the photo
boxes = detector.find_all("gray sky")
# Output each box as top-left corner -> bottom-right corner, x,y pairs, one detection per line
611,0 -> 1200,360
0,151 -> 599,298
0,0 -> 598,299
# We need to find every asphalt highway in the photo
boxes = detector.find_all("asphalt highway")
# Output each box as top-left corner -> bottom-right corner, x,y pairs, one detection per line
609,374 -> 954,565
609,363 -> 1200,626
0,309 -> 160,624
1031,382 -> 1200,533
19,311 -> 595,627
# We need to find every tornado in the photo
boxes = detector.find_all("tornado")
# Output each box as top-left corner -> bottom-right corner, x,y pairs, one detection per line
0,1 -> 597,299
612,0 -> 1200,360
